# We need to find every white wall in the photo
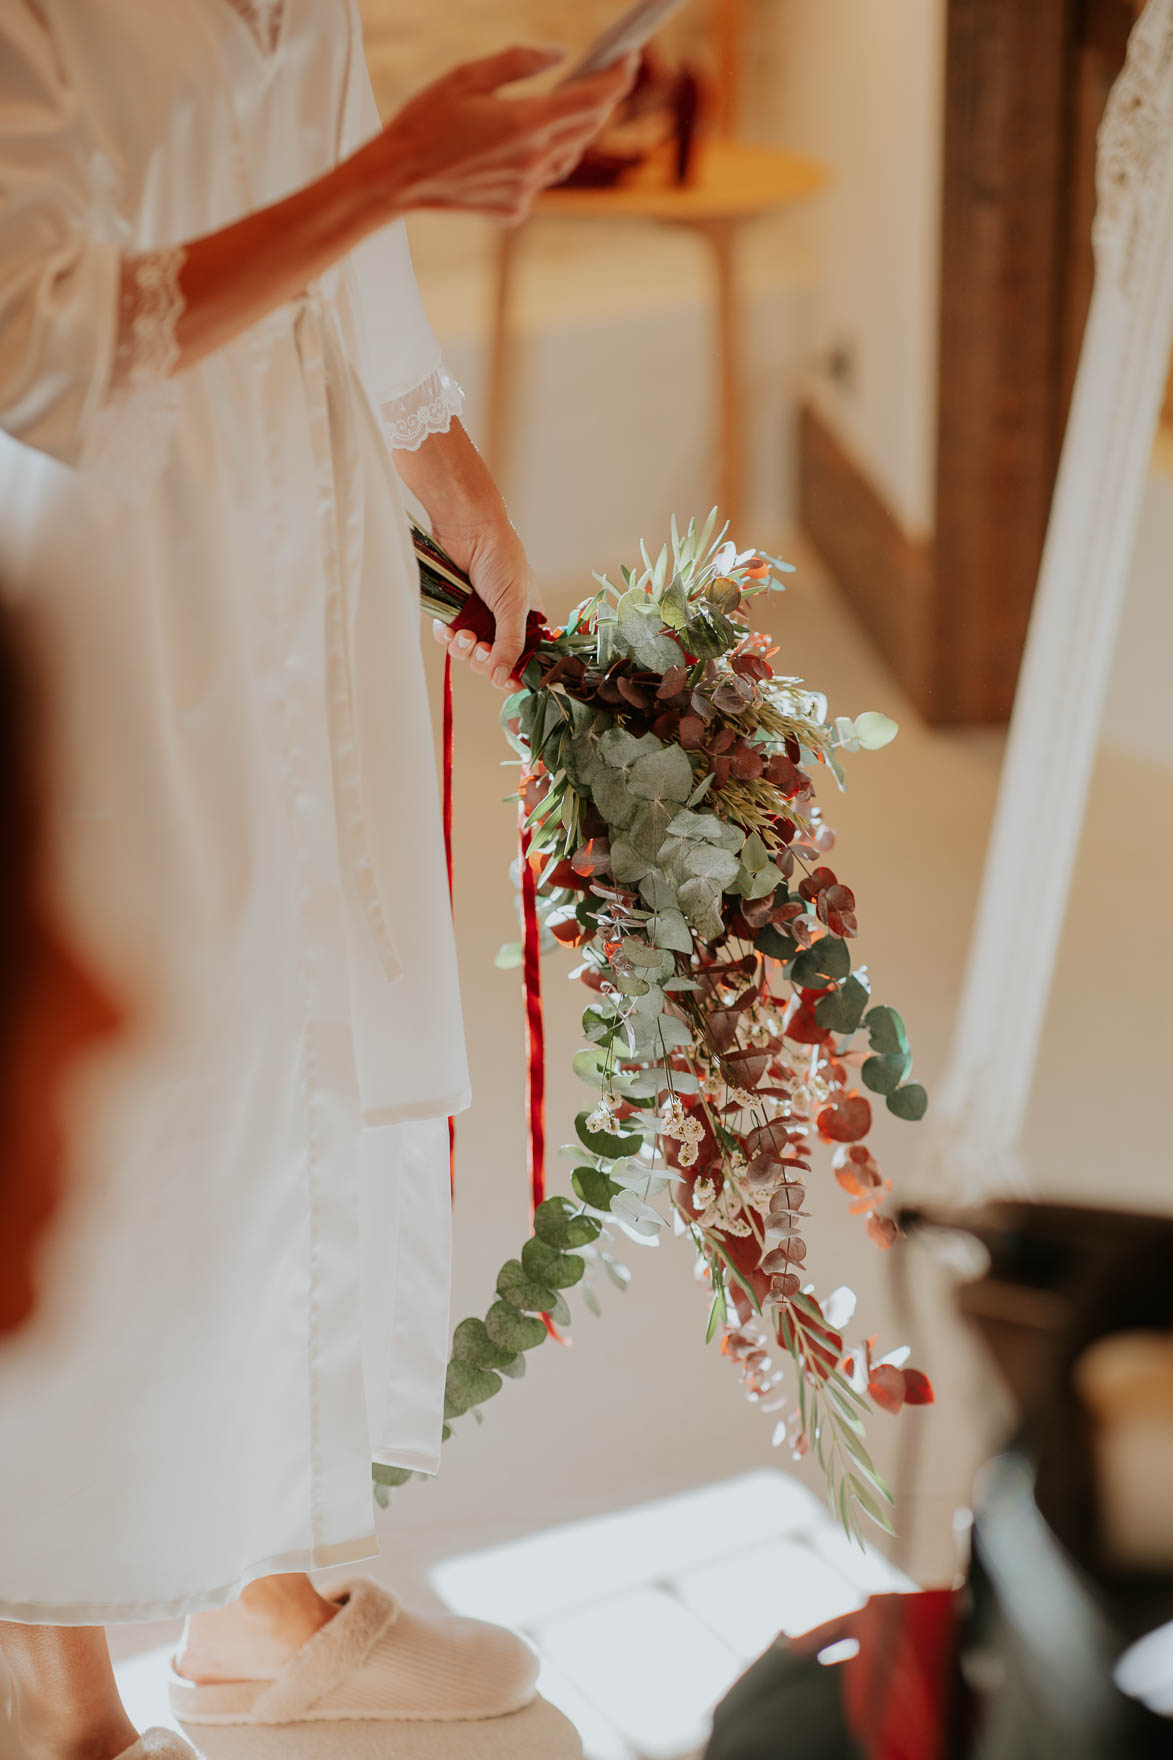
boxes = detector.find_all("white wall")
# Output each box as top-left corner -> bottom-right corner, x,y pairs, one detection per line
750,0 -> 946,537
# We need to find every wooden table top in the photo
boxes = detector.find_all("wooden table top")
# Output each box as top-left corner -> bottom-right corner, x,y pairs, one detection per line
535,136 -> 827,224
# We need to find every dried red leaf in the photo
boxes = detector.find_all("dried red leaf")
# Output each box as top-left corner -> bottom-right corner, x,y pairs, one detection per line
679,713 -> 706,749
902,1368 -> 935,1406
729,740 -> 764,781
799,866 -> 838,903
868,1364 -> 906,1413
817,1094 -> 872,1143
866,1211 -> 902,1250
657,666 -> 689,699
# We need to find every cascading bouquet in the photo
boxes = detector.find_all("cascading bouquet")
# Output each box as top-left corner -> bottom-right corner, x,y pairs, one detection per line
401,513 -> 933,1539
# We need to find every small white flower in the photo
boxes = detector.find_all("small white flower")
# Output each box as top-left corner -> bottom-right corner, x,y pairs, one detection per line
587,1101 -> 618,1136
678,1140 -> 699,1168
677,1116 -> 705,1146
660,1095 -> 688,1139
728,1086 -> 757,1109
693,1177 -> 717,1209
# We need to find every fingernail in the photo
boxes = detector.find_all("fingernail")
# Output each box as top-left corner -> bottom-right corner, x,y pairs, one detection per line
492,666 -> 509,689
455,632 -> 474,652
475,644 -> 491,662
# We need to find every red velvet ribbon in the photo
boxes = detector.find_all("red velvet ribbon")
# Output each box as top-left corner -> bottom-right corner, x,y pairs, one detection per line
448,597 -> 550,681
442,650 -> 455,1197
441,588 -> 552,1221
518,808 -> 547,1217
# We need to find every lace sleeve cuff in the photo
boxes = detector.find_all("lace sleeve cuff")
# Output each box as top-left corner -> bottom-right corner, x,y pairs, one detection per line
380,363 -> 464,452
83,246 -> 186,502
108,246 -> 187,396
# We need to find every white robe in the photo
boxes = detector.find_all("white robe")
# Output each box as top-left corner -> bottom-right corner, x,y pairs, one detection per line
0,0 -> 470,1623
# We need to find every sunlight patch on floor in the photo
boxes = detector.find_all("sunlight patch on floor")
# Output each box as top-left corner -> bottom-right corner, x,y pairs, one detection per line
430,1469 -> 914,1760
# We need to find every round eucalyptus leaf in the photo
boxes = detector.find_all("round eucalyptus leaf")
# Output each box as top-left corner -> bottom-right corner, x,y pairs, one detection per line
452,1316 -> 519,1372
887,1083 -> 928,1122
534,1195 -> 603,1250
444,1360 -> 503,1419
862,1053 -> 910,1096
522,1235 -> 587,1289
573,1165 -> 621,1211
496,1259 -> 557,1314
484,1301 -> 547,1353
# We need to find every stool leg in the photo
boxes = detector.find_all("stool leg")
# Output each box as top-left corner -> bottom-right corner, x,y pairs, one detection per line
486,224 -> 522,486
704,217 -> 745,534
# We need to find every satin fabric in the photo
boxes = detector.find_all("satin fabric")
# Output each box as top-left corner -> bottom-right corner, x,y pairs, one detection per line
0,0 -> 469,1621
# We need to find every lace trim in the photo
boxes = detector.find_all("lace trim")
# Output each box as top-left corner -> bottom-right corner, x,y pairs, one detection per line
224,0 -> 286,55
381,364 -> 465,452
82,247 -> 187,507
109,246 -> 187,396
1093,0 -> 1173,292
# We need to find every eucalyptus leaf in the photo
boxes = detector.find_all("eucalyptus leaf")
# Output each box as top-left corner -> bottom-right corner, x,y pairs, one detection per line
814,973 -> 871,1036
790,937 -> 851,989
611,839 -> 654,884
638,868 -> 679,911
756,924 -> 798,962
862,1053 -> 911,1095
629,745 -> 695,806
572,1113 -> 643,1159
444,1360 -> 502,1418
573,1165 -> 621,1211
372,1463 -> 414,1489
522,1236 -> 586,1289
648,908 -> 693,954
484,1301 -> 547,1353
452,1317 -> 518,1371
864,1005 -> 909,1057
887,1082 -> 928,1121
496,1259 -> 557,1314
533,1196 -> 603,1250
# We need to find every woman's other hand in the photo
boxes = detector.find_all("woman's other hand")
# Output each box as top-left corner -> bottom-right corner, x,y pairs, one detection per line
366,47 -> 639,225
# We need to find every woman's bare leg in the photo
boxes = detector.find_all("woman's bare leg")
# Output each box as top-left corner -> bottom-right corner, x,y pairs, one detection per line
0,1623 -> 137,1760
172,1573 -> 338,1685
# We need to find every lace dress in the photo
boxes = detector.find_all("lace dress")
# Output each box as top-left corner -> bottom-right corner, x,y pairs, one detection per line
0,0 -> 470,1621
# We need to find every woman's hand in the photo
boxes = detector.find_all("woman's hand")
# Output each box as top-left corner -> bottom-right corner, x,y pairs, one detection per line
393,421 -> 543,688
362,46 -> 638,226
429,514 -> 544,690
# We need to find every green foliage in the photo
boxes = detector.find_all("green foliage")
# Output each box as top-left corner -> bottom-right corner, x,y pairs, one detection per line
862,1053 -> 911,1096
887,1082 -> 928,1121
815,973 -> 870,1035
444,1360 -> 503,1419
452,1317 -> 518,1371
790,937 -> 851,989
573,1165 -> 622,1210
534,1195 -> 602,1250
575,1109 -> 643,1159
497,1259 -> 558,1314
522,1235 -> 586,1289
484,1301 -> 547,1353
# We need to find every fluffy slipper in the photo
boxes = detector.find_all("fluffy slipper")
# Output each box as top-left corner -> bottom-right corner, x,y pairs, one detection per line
168,1580 -> 540,1725
117,1733 -> 201,1759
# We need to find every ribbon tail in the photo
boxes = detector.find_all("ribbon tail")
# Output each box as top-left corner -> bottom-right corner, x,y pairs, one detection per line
519,808 -> 547,1217
443,648 -> 455,1199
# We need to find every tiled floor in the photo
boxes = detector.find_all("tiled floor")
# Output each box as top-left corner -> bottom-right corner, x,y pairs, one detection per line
116,1471 -> 913,1759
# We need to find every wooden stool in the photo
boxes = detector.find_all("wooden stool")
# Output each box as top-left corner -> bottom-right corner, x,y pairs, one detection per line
485,138 -> 826,532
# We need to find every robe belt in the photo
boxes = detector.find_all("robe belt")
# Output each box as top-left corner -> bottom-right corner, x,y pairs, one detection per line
289,282 -> 404,985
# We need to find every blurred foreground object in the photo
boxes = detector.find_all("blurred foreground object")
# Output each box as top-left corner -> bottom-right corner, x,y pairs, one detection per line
0,616 -> 123,1339
706,1201 -> 1173,1759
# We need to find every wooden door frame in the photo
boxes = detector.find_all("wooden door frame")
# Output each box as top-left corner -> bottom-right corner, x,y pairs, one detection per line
800,0 -> 1144,725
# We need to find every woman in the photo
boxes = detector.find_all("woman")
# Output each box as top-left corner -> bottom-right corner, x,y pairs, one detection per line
0,2 -> 633,1752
